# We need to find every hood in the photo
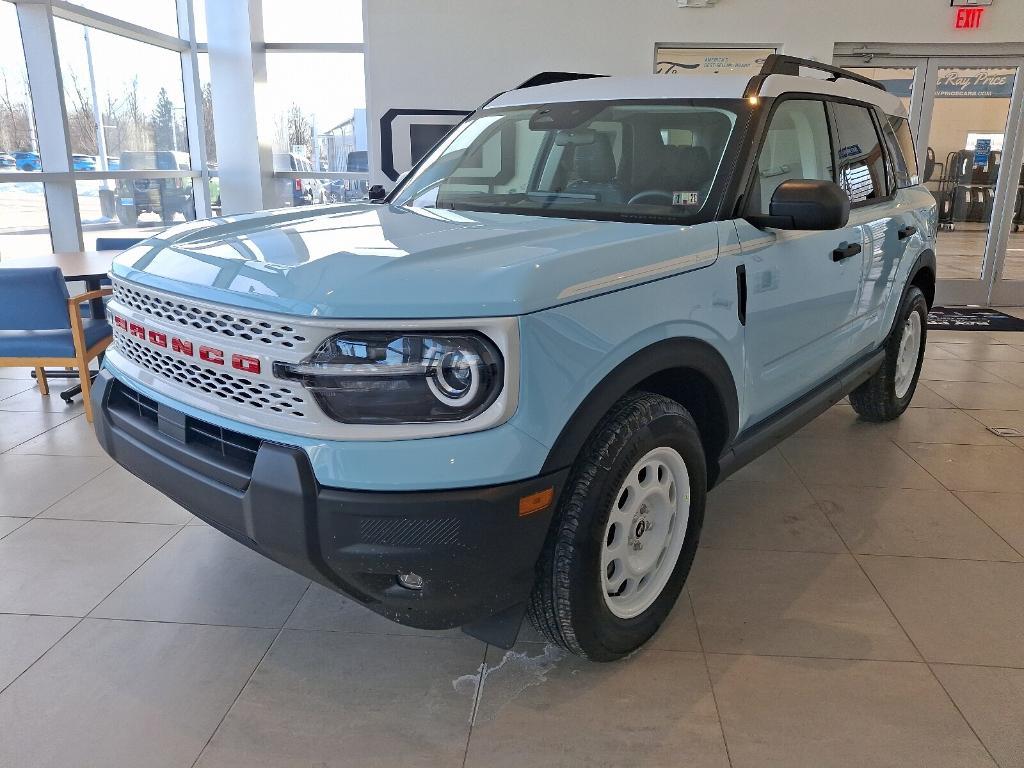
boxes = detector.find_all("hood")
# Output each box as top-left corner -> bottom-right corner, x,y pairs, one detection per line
111,203 -> 720,319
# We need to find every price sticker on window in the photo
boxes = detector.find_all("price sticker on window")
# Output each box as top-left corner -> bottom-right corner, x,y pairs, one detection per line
672,191 -> 700,207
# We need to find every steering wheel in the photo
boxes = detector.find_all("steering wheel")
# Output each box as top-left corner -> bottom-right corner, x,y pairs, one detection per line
628,190 -> 673,206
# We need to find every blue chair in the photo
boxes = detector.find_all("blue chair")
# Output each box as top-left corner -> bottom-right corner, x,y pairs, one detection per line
0,268 -> 112,422
95,237 -> 145,251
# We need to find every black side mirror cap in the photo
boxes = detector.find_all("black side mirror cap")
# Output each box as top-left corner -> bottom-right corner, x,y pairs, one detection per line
368,184 -> 387,202
746,179 -> 850,231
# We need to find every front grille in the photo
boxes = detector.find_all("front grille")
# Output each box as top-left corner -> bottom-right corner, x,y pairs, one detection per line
108,379 -> 262,472
112,281 -> 310,351
114,332 -> 307,418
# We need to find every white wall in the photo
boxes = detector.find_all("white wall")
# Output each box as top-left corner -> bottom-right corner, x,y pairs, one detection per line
364,0 -> 1024,184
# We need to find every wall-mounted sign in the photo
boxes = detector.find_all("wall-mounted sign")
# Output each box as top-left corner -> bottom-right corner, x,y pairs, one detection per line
879,69 -> 1014,99
655,47 -> 775,75
954,6 -> 985,28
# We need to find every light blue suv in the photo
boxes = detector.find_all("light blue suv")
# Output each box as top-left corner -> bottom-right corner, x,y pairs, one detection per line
92,56 -> 936,660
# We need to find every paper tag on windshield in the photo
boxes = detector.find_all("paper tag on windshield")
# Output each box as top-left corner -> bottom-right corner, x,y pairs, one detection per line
672,191 -> 700,207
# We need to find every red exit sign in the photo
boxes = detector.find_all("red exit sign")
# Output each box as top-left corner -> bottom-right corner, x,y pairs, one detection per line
955,6 -> 985,28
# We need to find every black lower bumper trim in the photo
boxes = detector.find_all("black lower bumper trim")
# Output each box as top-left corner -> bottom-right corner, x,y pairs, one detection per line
92,371 -> 568,641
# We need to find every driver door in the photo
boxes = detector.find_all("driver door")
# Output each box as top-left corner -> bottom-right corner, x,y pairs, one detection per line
736,98 -> 865,425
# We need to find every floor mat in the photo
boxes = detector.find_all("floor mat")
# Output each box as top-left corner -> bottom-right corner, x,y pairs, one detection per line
927,306 -> 1024,332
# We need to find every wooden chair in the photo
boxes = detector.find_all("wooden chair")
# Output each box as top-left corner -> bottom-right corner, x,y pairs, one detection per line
0,267 -> 113,422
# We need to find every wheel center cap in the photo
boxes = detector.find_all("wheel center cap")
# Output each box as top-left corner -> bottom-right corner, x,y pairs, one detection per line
630,504 -> 654,550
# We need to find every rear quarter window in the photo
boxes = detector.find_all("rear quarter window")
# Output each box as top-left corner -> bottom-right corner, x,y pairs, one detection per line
881,115 -> 919,188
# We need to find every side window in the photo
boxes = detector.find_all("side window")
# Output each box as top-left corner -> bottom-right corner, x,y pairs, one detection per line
830,102 -> 888,205
880,115 -> 919,188
752,100 -> 833,215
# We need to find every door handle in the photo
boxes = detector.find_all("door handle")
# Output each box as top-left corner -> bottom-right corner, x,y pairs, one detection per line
898,225 -> 918,240
832,242 -> 862,262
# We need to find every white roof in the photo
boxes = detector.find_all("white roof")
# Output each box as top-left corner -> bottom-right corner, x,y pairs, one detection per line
488,72 -> 908,118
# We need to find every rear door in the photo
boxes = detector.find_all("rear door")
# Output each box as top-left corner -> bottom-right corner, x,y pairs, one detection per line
828,101 -> 909,357
735,98 -> 866,424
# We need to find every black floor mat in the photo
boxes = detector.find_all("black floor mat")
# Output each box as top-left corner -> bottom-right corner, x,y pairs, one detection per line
927,306 -> 1024,332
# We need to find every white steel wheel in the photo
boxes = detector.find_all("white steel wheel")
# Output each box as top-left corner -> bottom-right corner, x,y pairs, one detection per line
894,310 -> 922,399
601,446 -> 691,619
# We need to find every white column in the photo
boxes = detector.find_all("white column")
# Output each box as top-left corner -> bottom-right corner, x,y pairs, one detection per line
176,0 -> 210,218
17,2 -> 83,251
205,0 -> 275,214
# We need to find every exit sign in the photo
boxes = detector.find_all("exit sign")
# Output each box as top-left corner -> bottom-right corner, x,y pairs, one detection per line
955,6 -> 985,28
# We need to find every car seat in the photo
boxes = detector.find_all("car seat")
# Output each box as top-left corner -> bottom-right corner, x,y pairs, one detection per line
565,134 -> 624,203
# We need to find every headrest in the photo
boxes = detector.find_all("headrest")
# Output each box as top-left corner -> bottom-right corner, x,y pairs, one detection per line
571,133 -> 617,183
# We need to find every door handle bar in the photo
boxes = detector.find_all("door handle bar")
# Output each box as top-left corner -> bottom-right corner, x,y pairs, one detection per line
832,242 -> 862,262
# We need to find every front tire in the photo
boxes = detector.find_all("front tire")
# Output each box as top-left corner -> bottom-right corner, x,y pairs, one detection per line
849,285 -> 928,422
528,392 -> 707,661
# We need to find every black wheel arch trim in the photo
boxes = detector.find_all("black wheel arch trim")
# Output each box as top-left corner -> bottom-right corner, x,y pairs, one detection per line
539,337 -> 739,476
907,248 -> 937,307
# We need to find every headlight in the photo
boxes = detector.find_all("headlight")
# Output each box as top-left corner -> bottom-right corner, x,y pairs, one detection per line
274,332 -> 503,424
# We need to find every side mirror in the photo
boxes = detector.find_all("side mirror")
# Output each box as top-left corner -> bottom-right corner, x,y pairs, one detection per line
747,179 -> 850,231
368,184 -> 387,202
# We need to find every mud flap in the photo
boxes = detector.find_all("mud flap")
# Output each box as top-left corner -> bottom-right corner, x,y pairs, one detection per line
461,601 -> 528,648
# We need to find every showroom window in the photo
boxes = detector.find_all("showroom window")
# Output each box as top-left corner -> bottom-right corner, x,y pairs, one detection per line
262,0 -> 369,208
0,0 -> 213,255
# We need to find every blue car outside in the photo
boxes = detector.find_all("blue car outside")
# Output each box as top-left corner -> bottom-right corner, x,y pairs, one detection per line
13,151 -> 40,171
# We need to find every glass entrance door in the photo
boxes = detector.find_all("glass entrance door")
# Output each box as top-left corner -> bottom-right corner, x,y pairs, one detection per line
837,55 -> 1024,306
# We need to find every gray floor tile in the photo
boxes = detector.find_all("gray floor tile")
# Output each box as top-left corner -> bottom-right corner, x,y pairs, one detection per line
721,446 -> 800,484
925,380 -> 1024,411
0,366 -> 33,379
908,382 -> 959,408
688,549 -> 918,661
708,654 -> 996,768
979,361 -> 1024,387
964,408 -> 1024,432
0,519 -> 178,616
0,409 -> 81,453
0,516 -> 28,539
647,588 -> 702,652
703,480 -> 845,553
933,664 -> 1024,768
940,342 -> 1024,363
779,437 -> 942,489
900,443 -> 1024,494
926,330 -> 988,344
860,555 -> 1024,667
0,379 -> 34,400
93,525 -> 309,628
811,485 -> 1022,560
40,465 -> 192,524
954,491 -> 1024,556
0,614 -> 77,690
7,414 -> 107,457
924,345 -> 961,361
465,647 -> 729,768
0,453 -> 112,517
195,630 -> 482,768
0,387 -> 86,413
798,406 -> 1008,445
0,618 -> 275,768
922,358 -> 1009,383
284,582 -> 458,637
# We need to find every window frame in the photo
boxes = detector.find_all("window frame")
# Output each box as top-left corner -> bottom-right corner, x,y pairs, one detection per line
826,99 -> 897,210
744,96 -> 836,217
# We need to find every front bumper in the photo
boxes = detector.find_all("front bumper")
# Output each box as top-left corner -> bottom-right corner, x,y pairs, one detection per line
92,370 -> 568,639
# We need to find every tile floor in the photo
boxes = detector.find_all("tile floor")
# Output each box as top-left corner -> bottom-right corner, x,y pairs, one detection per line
2,317 -> 1024,768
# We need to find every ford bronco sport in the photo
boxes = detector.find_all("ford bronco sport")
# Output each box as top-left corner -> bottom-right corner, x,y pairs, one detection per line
93,56 -> 936,661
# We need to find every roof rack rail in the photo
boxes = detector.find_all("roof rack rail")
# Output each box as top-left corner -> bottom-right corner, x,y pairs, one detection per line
514,72 -> 607,90
744,54 -> 886,98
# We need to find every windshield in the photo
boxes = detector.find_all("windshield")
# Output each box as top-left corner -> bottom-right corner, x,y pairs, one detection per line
392,99 -> 742,223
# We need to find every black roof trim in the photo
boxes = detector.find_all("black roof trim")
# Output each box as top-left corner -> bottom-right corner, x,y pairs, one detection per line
513,72 -> 608,90
744,54 -> 887,98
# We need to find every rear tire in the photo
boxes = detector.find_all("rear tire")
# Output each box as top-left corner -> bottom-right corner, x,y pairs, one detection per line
528,392 -> 706,661
849,285 -> 928,422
